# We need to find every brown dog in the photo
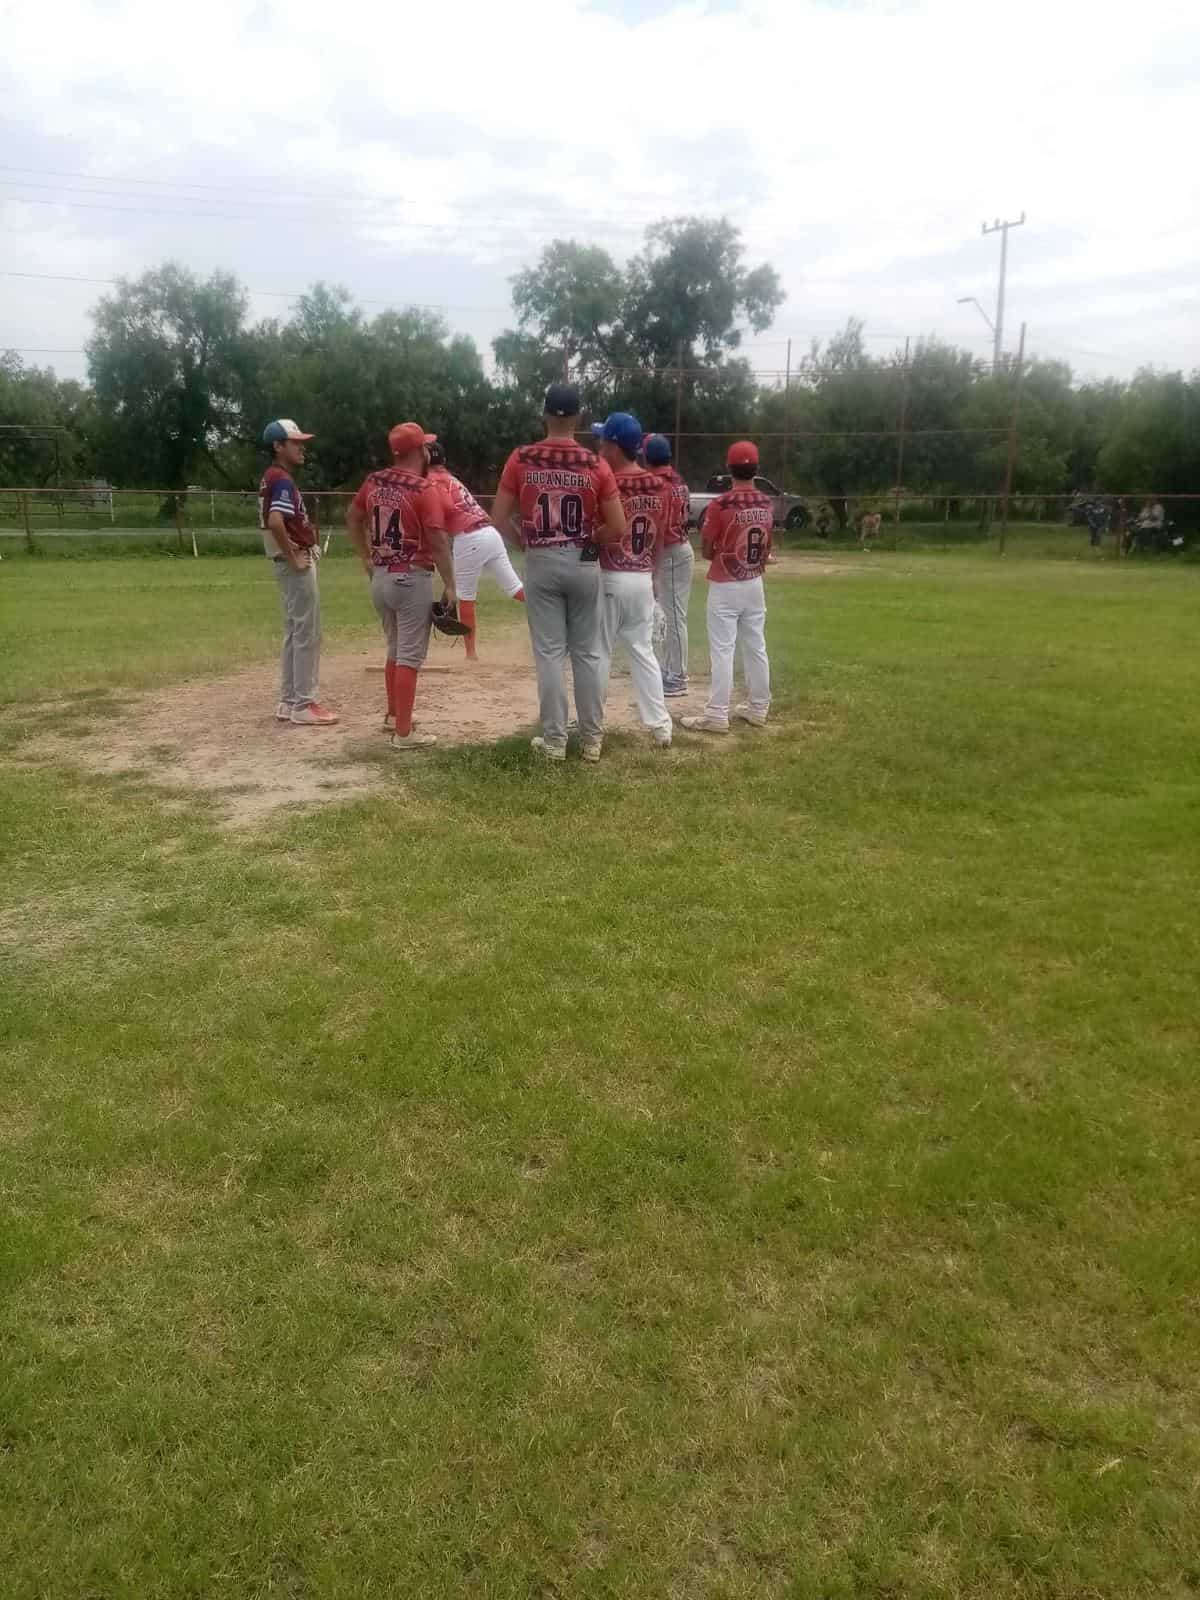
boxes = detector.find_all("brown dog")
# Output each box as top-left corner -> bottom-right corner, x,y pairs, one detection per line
859,511 -> 882,548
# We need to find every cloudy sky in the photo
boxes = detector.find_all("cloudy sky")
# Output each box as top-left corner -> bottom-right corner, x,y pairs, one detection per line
2,0 -> 1197,387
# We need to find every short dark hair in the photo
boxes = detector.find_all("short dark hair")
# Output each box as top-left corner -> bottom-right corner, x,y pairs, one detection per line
730,461 -> 757,481
427,441 -> 446,467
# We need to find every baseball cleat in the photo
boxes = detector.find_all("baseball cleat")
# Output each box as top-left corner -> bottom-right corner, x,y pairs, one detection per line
530,737 -> 566,762
653,729 -> 673,749
679,716 -> 729,735
383,713 -> 395,731
734,705 -> 768,728
390,731 -> 437,751
275,702 -> 292,721
661,680 -> 689,698
290,702 -> 339,725
580,741 -> 603,763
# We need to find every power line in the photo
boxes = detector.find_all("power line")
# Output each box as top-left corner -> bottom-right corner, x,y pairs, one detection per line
0,269 -> 509,314
0,162 -> 709,225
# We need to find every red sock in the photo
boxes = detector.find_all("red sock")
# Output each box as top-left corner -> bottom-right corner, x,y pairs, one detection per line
393,666 -> 418,736
513,587 -> 525,602
459,599 -> 478,658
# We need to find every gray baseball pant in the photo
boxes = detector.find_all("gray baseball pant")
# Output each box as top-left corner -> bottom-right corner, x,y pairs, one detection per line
656,539 -> 695,684
523,546 -> 606,750
274,558 -> 321,709
370,567 -> 433,668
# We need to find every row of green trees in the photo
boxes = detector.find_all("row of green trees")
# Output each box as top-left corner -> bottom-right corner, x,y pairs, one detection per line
2,217 -> 1197,500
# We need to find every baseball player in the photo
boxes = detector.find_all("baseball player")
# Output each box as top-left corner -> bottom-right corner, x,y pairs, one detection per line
426,441 -> 524,660
681,439 -> 772,735
345,422 -> 456,752
490,382 -> 625,762
643,433 -> 693,696
260,418 -> 338,726
592,413 -> 673,748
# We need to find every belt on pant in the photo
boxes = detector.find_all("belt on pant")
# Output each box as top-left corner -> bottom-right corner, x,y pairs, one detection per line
375,561 -> 431,574
527,542 -> 599,563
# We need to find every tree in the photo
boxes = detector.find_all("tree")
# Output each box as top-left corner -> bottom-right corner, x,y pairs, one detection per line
87,264 -> 250,488
1097,370 -> 1200,493
0,353 -> 94,487
624,217 -> 784,367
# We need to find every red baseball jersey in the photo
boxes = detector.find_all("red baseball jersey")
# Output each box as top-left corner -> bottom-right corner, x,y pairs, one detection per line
704,488 -> 773,582
259,465 -> 317,550
428,466 -> 492,536
656,465 -> 691,547
352,467 -> 447,569
498,442 -> 619,548
601,469 -> 669,574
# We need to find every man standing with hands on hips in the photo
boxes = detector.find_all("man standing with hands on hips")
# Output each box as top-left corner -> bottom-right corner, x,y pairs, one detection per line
260,418 -> 338,726
681,439 -> 772,735
491,383 -> 626,763
345,423 -> 456,752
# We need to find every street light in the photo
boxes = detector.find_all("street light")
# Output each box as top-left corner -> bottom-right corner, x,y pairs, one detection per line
956,295 -> 995,335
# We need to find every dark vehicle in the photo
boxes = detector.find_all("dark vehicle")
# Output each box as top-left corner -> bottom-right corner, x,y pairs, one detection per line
690,474 -> 810,531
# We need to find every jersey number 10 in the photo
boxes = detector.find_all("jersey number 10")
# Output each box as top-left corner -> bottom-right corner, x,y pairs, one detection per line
534,491 -> 584,539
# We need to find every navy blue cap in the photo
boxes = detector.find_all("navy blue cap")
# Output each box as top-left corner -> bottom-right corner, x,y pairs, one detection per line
543,382 -> 581,418
592,412 -> 643,457
644,433 -> 672,466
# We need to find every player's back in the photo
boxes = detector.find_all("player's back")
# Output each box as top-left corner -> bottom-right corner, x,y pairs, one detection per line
357,466 -> 440,568
602,469 -> 670,573
429,466 -> 491,536
706,486 -> 773,581
656,465 -> 691,544
503,441 -> 615,547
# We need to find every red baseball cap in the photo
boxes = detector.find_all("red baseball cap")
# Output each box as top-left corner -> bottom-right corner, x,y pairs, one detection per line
727,440 -> 759,468
388,422 -> 438,456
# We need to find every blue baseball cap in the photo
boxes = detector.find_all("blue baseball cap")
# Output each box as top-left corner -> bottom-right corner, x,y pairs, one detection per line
644,434 -> 672,466
591,412 -> 643,457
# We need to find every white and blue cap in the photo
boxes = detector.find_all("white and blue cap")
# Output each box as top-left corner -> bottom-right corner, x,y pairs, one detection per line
262,418 -> 314,446
591,412 -> 643,456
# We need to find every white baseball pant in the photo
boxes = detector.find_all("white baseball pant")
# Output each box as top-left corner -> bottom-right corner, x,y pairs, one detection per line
599,570 -> 673,738
452,526 -> 524,601
703,577 -> 770,726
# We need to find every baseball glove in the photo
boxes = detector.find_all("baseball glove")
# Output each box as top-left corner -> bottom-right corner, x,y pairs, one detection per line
431,598 -> 473,637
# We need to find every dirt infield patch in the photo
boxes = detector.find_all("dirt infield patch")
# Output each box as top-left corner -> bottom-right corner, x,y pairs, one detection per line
21,634 -> 696,826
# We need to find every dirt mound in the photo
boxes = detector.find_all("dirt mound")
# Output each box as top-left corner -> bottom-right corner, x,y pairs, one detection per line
22,635 -> 701,827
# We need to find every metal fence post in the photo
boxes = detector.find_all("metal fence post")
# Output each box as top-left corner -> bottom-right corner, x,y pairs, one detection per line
21,491 -> 34,553
893,337 -> 911,526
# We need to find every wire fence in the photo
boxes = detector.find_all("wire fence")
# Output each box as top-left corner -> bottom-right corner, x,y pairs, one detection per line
1,484 -> 1195,557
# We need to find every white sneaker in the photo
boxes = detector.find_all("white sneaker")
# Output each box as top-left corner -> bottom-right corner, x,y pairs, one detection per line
390,731 -> 437,751
530,737 -> 566,762
653,728 -> 673,749
291,701 -> 339,726
734,705 -> 768,729
275,702 -> 292,721
679,715 -> 729,735
580,740 -> 603,763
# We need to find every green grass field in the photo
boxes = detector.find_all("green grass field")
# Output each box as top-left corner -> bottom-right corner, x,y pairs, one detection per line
2,552 -> 1199,1598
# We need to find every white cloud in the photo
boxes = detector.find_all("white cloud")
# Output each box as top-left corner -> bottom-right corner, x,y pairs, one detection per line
1,0 -> 1197,380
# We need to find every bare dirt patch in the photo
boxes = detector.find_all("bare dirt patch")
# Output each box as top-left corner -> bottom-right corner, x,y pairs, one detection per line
20,634 -> 701,827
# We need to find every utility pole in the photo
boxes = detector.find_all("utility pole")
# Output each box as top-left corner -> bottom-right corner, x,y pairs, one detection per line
999,321 -> 1027,556
981,213 -> 1024,370
893,336 -> 911,526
